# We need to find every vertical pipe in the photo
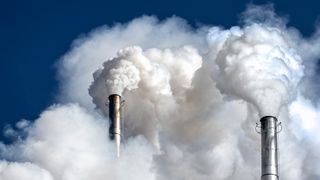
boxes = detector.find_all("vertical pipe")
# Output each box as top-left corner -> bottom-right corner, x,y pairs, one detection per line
108,94 -> 122,158
260,116 -> 279,180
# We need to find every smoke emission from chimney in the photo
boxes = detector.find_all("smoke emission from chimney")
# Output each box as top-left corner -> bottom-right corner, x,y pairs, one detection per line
1,4 -> 320,180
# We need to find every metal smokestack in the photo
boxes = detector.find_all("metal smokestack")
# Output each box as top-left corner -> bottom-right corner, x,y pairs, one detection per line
108,94 -> 123,158
259,116 -> 280,180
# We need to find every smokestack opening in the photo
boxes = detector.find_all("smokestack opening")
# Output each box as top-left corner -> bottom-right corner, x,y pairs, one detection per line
108,94 -> 123,157
259,116 -> 280,180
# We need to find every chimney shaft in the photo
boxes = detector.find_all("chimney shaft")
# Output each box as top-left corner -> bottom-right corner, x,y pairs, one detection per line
260,116 -> 279,180
108,94 -> 122,157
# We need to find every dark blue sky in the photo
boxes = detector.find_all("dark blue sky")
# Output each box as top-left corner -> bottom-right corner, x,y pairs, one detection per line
1,0 -> 320,141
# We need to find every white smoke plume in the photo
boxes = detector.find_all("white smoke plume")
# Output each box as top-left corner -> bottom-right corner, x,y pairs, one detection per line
1,4 -> 320,180
211,23 -> 303,116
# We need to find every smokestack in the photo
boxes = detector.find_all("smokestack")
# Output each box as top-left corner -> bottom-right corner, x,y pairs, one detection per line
259,116 -> 280,180
108,94 -> 123,158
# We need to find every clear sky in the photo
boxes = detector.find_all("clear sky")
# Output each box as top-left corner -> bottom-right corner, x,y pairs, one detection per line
1,0 -> 320,142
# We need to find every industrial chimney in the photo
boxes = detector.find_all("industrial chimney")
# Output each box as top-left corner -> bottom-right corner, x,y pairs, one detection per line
108,94 -> 123,158
258,116 -> 281,180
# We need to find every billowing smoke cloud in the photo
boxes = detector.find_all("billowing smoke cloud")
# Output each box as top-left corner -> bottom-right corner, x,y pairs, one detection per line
212,23 -> 303,116
1,4 -> 320,180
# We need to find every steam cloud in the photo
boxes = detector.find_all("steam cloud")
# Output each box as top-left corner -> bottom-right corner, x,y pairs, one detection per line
212,23 -> 303,116
1,4 -> 320,180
